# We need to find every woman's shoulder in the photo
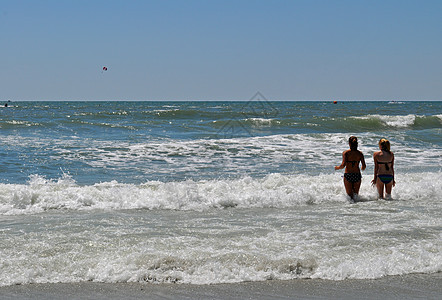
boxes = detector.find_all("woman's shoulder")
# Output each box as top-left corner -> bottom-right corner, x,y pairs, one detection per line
373,151 -> 384,161
377,150 -> 394,161
390,151 -> 395,159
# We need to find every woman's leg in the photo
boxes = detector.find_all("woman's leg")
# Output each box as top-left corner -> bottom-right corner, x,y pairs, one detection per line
353,180 -> 362,196
344,178 -> 354,199
385,181 -> 393,198
376,178 -> 384,199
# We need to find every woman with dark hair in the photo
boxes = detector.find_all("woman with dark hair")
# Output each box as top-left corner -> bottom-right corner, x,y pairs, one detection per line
372,138 -> 395,199
335,136 -> 366,200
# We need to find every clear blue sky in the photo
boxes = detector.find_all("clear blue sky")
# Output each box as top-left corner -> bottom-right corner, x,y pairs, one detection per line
1,0 -> 441,100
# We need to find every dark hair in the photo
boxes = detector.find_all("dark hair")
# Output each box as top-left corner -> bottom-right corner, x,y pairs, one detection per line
349,136 -> 358,151
379,138 -> 390,152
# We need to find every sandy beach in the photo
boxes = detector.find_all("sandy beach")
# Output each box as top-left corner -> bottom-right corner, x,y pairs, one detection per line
1,273 -> 440,300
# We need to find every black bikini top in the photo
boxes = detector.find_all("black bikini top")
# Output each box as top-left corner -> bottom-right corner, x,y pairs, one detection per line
347,160 -> 359,167
377,161 -> 392,170
345,151 -> 360,167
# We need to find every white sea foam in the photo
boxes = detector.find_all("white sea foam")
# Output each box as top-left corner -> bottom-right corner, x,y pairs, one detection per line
2,101 -> 440,287
353,114 -> 417,127
63,132 -> 442,174
0,171 -> 440,286
352,113 -> 442,128
153,109 -> 180,113
1,132 -> 440,185
0,171 -> 440,215
0,120 -> 40,128
244,118 -> 280,126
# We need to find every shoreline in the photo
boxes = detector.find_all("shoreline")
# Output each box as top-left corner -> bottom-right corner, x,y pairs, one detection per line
1,273 -> 441,300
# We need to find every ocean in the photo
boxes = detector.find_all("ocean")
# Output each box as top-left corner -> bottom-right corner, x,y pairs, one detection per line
0,100 -> 441,286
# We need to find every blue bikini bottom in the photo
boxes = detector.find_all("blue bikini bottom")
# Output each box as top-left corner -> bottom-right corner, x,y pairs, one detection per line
378,174 -> 394,184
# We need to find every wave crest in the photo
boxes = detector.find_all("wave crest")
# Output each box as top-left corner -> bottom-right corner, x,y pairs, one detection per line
352,114 -> 441,129
1,172 -> 440,215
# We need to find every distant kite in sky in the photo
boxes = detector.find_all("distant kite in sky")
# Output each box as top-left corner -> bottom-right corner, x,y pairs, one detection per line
102,66 -> 108,72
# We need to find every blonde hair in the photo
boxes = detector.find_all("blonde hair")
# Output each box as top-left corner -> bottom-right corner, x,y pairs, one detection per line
379,138 -> 390,152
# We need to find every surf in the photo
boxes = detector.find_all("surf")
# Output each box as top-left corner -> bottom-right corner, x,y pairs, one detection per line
1,172 -> 440,215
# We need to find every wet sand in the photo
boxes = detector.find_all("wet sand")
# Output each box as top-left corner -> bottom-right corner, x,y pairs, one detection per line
1,273 -> 441,300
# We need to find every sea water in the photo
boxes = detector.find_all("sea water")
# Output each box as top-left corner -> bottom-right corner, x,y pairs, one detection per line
0,101 -> 440,286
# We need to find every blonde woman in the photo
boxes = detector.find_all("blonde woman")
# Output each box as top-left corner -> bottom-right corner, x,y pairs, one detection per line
372,138 -> 395,199
335,136 -> 366,200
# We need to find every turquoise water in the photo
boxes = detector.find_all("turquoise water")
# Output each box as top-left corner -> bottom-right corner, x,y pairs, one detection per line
0,101 -> 441,285
1,101 -> 440,184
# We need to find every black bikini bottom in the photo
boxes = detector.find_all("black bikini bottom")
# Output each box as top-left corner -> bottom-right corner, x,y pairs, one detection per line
344,173 -> 362,183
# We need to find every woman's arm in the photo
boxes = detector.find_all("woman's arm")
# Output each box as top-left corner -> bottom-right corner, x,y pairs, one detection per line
360,152 -> 367,171
371,152 -> 379,185
335,152 -> 346,170
391,153 -> 395,186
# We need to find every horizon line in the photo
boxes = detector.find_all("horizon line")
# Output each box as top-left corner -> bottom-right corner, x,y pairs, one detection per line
3,99 -> 442,102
